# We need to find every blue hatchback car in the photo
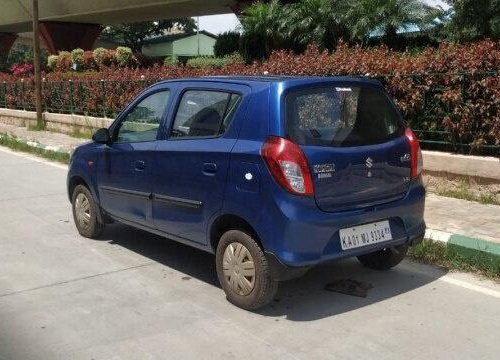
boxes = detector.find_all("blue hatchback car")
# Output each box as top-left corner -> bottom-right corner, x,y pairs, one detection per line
68,76 -> 426,309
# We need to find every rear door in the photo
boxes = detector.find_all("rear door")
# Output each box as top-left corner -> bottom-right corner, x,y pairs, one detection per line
285,84 -> 411,212
152,83 -> 249,244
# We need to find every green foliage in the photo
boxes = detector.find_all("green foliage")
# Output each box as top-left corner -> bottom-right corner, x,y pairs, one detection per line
114,46 -> 136,67
409,239 -> 500,280
214,31 -> 241,57
186,53 -> 244,69
445,0 -> 500,42
1,43 -> 49,72
71,48 -> 85,68
347,0 -> 440,47
101,18 -> 197,52
47,48 -> 120,71
285,0 -> 351,52
93,47 -> 116,67
239,0 -> 443,59
240,0 -> 285,60
0,134 -> 70,164
47,55 -> 58,70
92,48 -> 108,66
186,56 -> 227,69
163,56 -> 179,66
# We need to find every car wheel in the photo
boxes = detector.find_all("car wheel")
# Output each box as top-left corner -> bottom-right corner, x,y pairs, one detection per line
216,230 -> 278,310
72,184 -> 104,239
357,244 -> 408,270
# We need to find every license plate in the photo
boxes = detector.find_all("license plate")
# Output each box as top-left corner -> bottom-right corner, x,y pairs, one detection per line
339,220 -> 392,251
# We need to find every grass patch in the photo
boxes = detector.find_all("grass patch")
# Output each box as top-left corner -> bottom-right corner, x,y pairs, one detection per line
432,179 -> 499,205
27,122 -> 47,131
70,128 -> 93,139
0,133 -> 69,164
409,239 -> 500,280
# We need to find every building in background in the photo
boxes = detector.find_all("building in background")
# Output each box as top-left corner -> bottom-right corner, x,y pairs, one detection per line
141,31 -> 217,61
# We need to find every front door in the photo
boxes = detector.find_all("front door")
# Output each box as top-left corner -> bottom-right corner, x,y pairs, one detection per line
152,85 -> 248,244
97,89 -> 171,226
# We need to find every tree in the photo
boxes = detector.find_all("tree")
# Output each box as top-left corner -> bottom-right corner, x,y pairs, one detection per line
239,0 -> 286,60
214,31 -> 241,57
286,0 -> 351,52
347,0 -> 439,48
0,43 -> 49,73
101,18 -> 197,52
445,0 -> 500,41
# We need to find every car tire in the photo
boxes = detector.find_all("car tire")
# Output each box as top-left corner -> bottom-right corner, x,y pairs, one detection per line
357,244 -> 408,270
71,184 -> 104,239
216,230 -> 278,310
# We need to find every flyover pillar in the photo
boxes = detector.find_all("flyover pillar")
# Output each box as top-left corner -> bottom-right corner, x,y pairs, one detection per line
0,33 -> 18,56
39,22 -> 103,54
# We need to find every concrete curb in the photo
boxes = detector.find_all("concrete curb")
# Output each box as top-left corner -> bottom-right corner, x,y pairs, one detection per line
425,228 -> 500,257
0,132 -> 70,156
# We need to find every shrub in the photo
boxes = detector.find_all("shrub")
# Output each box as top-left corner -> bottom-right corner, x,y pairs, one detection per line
186,56 -> 227,69
93,48 -> 117,67
186,54 -> 244,69
93,48 -> 108,67
223,52 -> 244,65
47,55 -> 58,70
10,62 -> 34,76
214,31 -> 241,57
71,48 -> 85,69
1,40 -> 499,153
115,46 -> 136,67
83,51 -> 97,70
55,51 -> 72,71
163,56 -> 179,66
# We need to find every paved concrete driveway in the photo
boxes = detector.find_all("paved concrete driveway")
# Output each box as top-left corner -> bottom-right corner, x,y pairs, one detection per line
1,147 -> 499,360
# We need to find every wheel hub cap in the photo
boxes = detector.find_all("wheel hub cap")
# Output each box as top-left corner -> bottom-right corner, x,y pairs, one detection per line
223,242 -> 256,296
75,193 -> 91,228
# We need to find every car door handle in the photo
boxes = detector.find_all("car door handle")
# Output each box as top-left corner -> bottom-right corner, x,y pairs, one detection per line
134,160 -> 146,171
202,162 -> 217,175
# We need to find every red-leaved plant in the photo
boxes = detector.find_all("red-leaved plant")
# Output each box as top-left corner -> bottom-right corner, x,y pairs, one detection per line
0,40 -> 499,153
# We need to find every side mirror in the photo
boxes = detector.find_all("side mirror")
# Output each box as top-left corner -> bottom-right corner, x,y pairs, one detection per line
92,128 -> 111,144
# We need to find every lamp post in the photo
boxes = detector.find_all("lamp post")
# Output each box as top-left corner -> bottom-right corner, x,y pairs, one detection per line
32,0 -> 43,128
197,16 -> 200,56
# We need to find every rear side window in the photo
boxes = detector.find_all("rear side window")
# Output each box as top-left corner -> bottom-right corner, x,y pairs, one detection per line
286,86 -> 403,147
170,90 -> 241,138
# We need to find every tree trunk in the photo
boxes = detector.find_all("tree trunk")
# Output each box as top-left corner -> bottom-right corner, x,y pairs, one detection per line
384,26 -> 398,50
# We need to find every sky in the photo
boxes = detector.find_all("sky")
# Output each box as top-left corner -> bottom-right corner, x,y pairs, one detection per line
196,0 -> 451,35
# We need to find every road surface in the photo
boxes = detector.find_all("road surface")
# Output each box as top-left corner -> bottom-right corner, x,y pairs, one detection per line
0,147 -> 499,360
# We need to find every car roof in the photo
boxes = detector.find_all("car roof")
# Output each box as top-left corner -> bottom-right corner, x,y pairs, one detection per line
155,75 -> 382,88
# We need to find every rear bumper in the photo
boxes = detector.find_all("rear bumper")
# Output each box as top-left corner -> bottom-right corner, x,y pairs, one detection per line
259,178 -> 426,272
266,222 -> 425,281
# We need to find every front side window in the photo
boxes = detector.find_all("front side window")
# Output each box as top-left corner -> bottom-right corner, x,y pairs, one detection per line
286,86 -> 403,147
170,90 -> 241,138
115,90 -> 170,143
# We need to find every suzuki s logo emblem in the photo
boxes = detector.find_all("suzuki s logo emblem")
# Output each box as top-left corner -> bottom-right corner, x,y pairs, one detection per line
365,157 -> 374,168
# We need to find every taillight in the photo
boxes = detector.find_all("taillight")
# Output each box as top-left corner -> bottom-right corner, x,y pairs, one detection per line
261,136 -> 314,196
405,128 -> 423,178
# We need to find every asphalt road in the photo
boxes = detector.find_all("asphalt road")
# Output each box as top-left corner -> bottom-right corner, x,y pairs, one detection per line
1,147 -> 499,360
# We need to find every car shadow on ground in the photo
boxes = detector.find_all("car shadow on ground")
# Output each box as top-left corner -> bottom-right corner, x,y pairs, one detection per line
98,223 -> 446,322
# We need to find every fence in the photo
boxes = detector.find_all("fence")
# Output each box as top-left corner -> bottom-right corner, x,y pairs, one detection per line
0,72 -> 499,156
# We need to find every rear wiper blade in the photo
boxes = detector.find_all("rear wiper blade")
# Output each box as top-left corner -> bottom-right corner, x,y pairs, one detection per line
309,129 -> 321,138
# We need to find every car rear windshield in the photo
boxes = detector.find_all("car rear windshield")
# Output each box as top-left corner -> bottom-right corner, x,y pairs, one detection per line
285,86 -> 404,147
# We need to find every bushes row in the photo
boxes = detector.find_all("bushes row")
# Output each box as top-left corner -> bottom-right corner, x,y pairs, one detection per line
184,53 -> 244,69
1,40 -> 499,153
47,47 -> 137,71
